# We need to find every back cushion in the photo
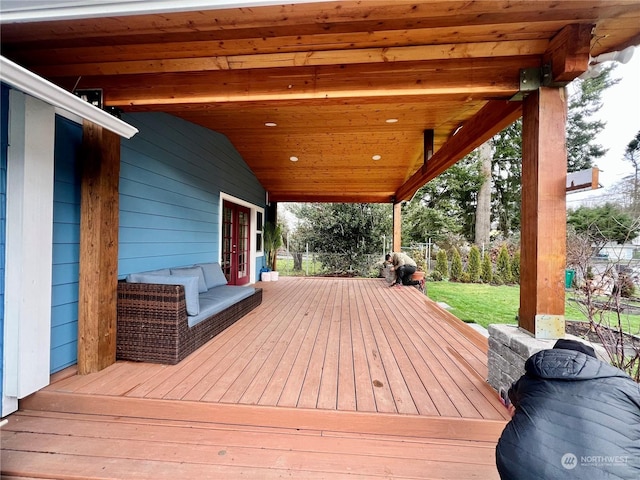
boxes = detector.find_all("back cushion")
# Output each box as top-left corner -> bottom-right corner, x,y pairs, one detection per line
125,268 -> 170,282
171,266 -> 207,293
196,262 -> 228,289
127,274 -> 200,316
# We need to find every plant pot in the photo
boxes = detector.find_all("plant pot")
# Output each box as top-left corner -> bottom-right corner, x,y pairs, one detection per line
261,271 -> 272,282
411,270 -> 425,281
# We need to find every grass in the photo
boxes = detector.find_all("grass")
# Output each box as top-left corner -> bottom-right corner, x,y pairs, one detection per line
427,281 -> 640,334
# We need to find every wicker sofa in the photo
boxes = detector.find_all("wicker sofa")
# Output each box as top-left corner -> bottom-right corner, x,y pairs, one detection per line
117,262 -> 262,365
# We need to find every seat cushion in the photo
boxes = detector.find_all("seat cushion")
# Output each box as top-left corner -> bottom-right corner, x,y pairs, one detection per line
188,285 -> 255,327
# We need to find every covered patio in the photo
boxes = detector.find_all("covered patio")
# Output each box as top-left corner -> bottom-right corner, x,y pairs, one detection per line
2,277 -> 508,479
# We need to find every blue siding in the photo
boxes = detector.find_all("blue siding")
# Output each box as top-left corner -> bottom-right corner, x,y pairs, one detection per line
50,116 -> 82,373
0,84 -> 8,401
119,112 -> 266,275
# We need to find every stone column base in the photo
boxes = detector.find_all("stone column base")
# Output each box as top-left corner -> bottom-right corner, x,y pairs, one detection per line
487,324 -> 606,397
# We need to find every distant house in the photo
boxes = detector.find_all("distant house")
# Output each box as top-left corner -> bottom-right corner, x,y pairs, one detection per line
599,237 -> 640,261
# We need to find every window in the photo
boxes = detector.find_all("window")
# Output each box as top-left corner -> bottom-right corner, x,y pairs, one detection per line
256,210 -> 264,254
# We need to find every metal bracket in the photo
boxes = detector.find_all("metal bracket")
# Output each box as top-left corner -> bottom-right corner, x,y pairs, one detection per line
510,67 -> 541,101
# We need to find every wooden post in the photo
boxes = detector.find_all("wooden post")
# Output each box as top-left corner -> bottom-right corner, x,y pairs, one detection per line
392,202 -> 402,252
519,87 -> 567,337
78,121 -> 120,374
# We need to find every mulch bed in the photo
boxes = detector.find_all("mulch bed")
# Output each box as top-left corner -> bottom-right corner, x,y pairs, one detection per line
565,320 -> 640,349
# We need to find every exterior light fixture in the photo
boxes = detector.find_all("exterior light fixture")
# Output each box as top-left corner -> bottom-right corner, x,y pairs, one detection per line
372,154 -> 382,161
386,118 -> 398,123
290,156 -> 299,162
265,122 -> 277,127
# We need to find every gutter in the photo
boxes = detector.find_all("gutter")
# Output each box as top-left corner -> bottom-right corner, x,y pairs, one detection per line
0,56 -> 138,139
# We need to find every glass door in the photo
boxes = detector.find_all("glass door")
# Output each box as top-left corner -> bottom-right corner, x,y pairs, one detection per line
222,200 -> 250,285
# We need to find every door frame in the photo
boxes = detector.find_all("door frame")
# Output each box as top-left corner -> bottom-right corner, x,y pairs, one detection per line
219,192 -> 264,285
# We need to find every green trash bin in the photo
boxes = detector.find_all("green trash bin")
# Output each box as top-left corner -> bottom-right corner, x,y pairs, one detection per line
565,269 -> 575,288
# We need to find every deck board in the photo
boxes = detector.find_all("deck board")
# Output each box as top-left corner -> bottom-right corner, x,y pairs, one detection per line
3,277 -> 510,479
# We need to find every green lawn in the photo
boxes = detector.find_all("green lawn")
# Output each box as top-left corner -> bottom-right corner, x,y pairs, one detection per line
427,281 -> 640,334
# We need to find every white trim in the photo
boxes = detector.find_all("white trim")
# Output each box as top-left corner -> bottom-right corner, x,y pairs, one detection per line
3,91 -> 55,417
0,0 -> 333,23
0,56 -> 138,139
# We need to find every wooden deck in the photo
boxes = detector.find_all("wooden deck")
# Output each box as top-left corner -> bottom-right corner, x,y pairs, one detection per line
2,277 -> 509,479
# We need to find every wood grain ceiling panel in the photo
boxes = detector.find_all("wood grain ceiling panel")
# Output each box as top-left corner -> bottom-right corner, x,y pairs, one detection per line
2,0 -> 639,203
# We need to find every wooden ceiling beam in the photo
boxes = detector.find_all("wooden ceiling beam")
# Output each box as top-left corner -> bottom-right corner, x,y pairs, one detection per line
268,192 -> 395,203
74,57 -> 534,107
3,21 -> 569,67
543,23 -> 593,84
395,99 -> 523,201
33,40 -> 547,77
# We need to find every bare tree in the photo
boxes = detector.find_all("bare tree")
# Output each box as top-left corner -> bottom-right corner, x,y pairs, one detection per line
623,130 -> 640,214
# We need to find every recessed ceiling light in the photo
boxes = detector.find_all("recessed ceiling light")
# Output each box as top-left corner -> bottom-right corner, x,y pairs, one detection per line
290,156 -> 299,162
265,122 -> 277,127
372,154 -> 382,161
386,118 -> 398,123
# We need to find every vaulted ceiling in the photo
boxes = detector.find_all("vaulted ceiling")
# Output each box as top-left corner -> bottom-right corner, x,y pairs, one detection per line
2,1 -> 640,202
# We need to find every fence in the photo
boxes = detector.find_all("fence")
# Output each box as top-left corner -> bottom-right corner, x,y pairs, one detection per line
275,251 -> 386,277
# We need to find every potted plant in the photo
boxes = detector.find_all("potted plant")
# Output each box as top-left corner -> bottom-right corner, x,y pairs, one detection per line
263,221 -> 283,281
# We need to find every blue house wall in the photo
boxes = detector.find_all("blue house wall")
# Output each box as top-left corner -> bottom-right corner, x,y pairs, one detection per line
50,116 -> 82,373
1,84 -> 9,401
0,107 -> 264,380
119,112 -> 266,276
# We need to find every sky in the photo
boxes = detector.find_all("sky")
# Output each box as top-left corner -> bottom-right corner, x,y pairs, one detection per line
567,50 -> 640,206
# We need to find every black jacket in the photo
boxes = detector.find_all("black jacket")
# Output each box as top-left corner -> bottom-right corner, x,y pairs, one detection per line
496,348 -> 640,480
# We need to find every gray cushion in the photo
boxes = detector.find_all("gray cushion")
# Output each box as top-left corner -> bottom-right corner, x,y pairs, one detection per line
196,262 -> 228,289
171,266 -> 207,293
189,285 -> 255,327
125,268 -> 170,282
127,274 -> 200,316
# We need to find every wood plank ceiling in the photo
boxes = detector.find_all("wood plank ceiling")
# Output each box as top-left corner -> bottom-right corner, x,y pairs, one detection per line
2,1 -> 640,203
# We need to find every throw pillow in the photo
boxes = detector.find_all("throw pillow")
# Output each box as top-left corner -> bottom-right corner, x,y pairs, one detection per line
171,266 -> 207,293
195,262 -> 228,289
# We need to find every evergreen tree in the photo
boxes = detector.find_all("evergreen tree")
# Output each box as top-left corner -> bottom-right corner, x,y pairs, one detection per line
567,203 -> 640,251
450,248 -> 463,282
511,250 -> 520,284
481,252 -> 493,284
435,249 -> 449,280
467,245 -> 481,283
496,245 -> 512,284
403,154 -> 483,244
566,66 -> 618,171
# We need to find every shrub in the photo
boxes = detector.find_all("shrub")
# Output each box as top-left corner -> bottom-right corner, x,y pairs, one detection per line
460,271 -> 471,283
430,270 -> 443,281
511,251 -> 521,284
467,245 -> 481,283
496,244 -> 512,284
450,248 -> 463,282
435,249 -> 449,279
481,252 -> 493,284
614,273 -> 636,298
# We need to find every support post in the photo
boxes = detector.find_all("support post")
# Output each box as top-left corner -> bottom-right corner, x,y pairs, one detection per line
519,87 -> 567,337
392,202 -> 402,252
78,121 -> 120,374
